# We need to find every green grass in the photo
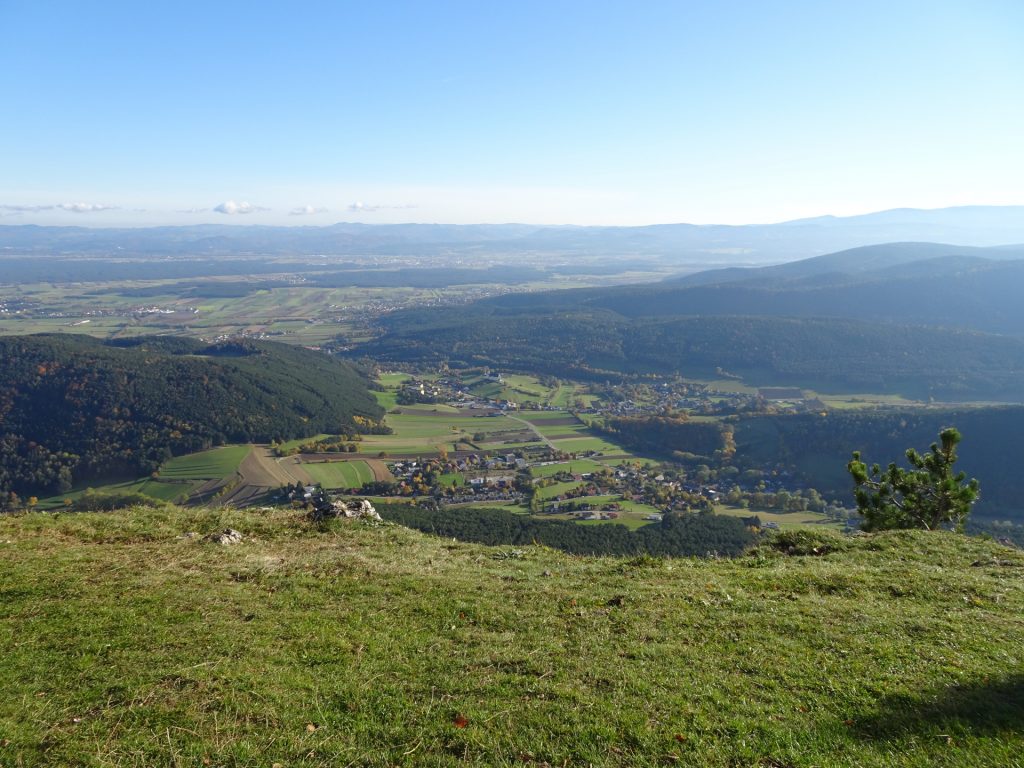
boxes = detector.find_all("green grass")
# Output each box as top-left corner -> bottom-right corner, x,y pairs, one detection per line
301,460 -> 376,489
533,422 -> 590,437
517,410 -> 577,422
398,403 -> 461,414
377,372 -> 414,386
437,472 -> 465,487
359,411 -> 534,455
158,445 -> 252,479
1,507 -> 1021,766
548,435 -> 624,454
529,459 -> 607,479
373,389 -> 399,409
534,480 -> 588,500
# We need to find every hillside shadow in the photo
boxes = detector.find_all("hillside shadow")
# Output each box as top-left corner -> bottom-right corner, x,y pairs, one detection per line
855,674 -> 1024,740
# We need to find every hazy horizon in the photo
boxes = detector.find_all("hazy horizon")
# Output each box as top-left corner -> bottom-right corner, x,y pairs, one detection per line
2,204 -> 1024,233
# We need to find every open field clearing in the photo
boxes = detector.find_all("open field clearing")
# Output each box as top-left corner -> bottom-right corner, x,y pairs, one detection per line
395,403 -> 461,414
372,389 -> 399,409
517,410 -> 581,422
529,459 -> 608,478
301,460 -> 377,489
158,445 -> 252,479
549,435 -> 625,454
3,507 -> 1020,767
464,374 -> 594,408
537,495 -> 663,528
358,410 -> 545,455
534,480 -> 589,500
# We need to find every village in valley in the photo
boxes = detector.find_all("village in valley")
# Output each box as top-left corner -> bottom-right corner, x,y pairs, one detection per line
278,368 -> 859,533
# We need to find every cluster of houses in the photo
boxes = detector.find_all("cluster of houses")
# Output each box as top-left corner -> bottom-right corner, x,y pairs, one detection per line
385,454 -> 532,505
395,374 -> 526,411
0,299 -> 35,315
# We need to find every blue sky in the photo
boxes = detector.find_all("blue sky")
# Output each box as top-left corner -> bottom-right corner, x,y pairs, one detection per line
1,0 -> 1022,226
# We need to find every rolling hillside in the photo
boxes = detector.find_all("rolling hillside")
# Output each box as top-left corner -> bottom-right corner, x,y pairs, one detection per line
0,335 -> 383,498
466,242 -> 1024,334
357,312 -> 1024,400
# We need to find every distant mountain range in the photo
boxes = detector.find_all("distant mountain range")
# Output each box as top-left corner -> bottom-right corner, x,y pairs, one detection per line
355,239 -> 1024,399
2,205 -> 1023,263
471,241 -> 1024,335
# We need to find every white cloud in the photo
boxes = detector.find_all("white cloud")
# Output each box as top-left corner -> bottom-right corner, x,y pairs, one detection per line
59,202 -> 117,213
0,202 -> 116,214
213,200 -> 268,215
0,204 -> 54,212
289,205 -> 329,216
347,201 -> 417,213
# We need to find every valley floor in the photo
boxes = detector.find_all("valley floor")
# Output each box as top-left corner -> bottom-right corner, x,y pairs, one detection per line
1,506 -> 1022,767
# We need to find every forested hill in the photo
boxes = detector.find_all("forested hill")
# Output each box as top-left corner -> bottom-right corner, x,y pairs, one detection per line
355,312 -> 1024,400
0,335 -> 382,497
468,243 -> 1024,335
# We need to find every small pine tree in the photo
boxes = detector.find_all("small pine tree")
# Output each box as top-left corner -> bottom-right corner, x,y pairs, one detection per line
847,427 -> 979,532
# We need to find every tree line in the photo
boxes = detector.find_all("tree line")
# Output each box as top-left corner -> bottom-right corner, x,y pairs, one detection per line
376,503 -> 757,557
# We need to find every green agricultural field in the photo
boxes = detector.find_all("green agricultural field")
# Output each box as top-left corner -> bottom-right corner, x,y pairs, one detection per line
516,410 -> 576,421
372,389 -> 399,409
534,480 -> 589,500
601,456 -> 656,469
3,506 -> 1022,767
475,440 -> 544,451
397,403 -> 461,414
377,372 -> 413,387
549,435 -> 624,454
464,374 -> 584,407
360,411 -> 531,455
158,445 -> 252,479
533,422 -> 591,437
816,392 -> 920,410
301,460 -> 376,489
529,459 -> 608,478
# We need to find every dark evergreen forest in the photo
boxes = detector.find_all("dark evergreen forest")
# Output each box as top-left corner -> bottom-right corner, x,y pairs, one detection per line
356,311 -> 1024,400
376,503 -> 757,557
0,335 -> 383,497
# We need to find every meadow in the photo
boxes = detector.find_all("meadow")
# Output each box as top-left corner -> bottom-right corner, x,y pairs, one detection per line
301,460 -> 376,489
2,505 -> 1021,767
156,445 -> 252,479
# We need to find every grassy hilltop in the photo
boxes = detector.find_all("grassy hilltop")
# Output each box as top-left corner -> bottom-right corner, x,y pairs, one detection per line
1,506 -> 1022,767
